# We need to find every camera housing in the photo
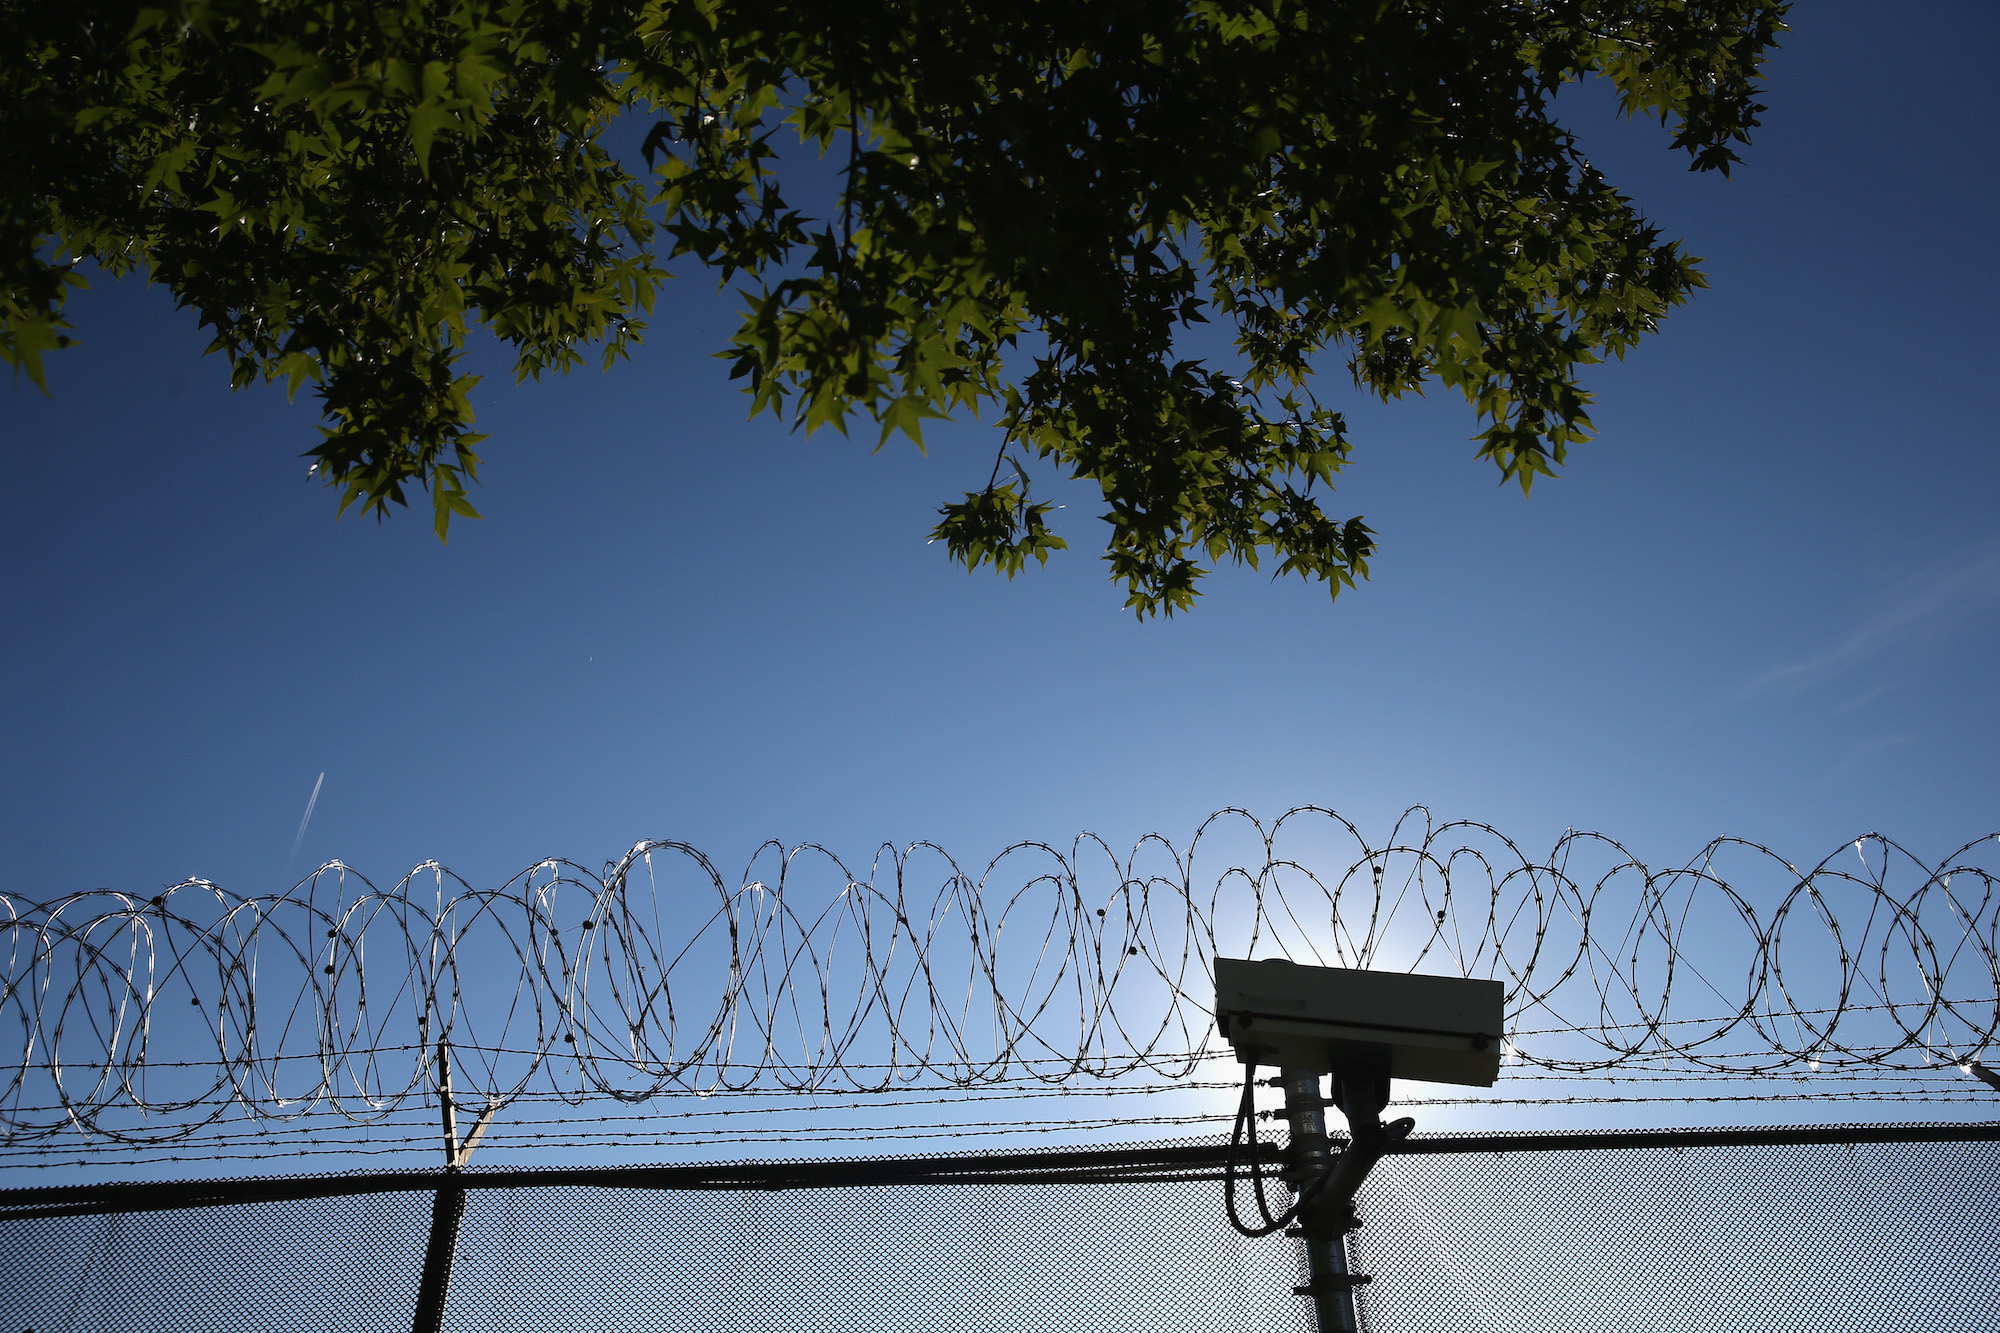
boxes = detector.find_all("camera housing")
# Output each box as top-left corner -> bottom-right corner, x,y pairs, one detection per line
1214,957 -> 1505,1086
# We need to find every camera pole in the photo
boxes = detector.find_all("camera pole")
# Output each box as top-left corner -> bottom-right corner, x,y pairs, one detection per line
1281,1063 -> 1413,1333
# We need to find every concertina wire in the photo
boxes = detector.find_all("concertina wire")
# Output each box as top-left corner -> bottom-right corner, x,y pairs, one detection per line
5,807 -> 1997,1145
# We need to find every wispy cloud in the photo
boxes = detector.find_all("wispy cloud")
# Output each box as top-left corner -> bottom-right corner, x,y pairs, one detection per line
1740,538 -> 2000,700
1824,731 -> 1920,782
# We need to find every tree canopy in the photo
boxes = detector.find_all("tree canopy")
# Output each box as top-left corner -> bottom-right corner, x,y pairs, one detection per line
3,0 -> 1787,612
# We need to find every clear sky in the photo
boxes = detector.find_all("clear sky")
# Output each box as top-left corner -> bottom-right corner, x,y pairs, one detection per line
4,4 -> 1998,1171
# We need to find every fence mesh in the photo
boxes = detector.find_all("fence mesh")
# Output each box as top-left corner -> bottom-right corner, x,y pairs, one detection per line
4,1126 -> 1997,1333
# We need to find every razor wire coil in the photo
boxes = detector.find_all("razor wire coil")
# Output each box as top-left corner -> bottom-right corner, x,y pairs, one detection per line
4,807 -> 1997,1146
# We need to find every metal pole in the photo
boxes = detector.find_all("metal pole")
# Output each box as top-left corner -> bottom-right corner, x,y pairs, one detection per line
412,1041 -> 464,1333
411,1174 -> 466,1333
1280,1067 -> 1363,1333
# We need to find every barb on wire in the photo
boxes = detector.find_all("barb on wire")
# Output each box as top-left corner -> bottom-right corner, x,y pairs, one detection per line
3,808 -> 1997,1147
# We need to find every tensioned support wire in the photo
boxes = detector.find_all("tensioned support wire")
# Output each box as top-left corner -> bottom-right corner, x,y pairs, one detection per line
8,1124 -> 2000,1224
5,807 -> 1998,1152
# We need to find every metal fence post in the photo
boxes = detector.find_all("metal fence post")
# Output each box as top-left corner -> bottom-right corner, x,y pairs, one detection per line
411,1170 -> 467,1333
411,1040 -> 480,1333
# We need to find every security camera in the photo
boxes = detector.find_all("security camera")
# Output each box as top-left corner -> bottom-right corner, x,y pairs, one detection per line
1214,957 -> 1505,1086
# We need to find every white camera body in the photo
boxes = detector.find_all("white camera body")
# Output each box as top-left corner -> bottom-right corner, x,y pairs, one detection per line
1214,957 -> 1505,1087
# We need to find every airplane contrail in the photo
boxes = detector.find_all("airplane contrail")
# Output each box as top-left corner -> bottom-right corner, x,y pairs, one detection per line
289,772 -> 324,866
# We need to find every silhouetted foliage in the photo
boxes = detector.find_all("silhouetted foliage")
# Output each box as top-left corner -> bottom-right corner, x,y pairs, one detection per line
2,0 -> 1786,611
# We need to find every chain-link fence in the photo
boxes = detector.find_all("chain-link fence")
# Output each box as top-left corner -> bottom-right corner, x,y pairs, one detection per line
3,1125 -> 1996,1333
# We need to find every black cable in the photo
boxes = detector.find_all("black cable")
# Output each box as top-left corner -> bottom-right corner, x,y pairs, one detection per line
1224,1063 -> 1339,1238
1224,1062 -> 1279,1236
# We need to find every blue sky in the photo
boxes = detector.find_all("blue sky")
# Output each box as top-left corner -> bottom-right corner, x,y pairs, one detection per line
4,4 -> 1998,1170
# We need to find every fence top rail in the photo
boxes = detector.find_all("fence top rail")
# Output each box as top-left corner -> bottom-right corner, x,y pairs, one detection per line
4,1122 -> 1997,1223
